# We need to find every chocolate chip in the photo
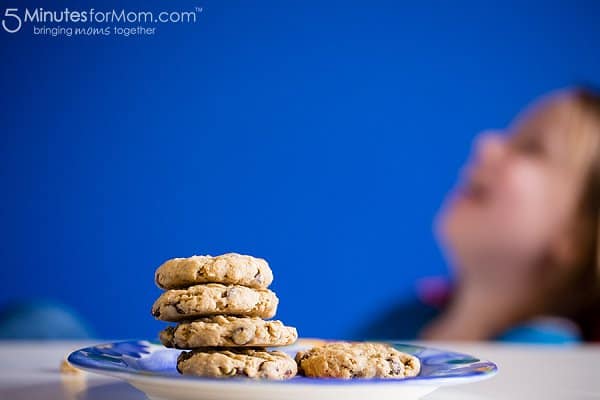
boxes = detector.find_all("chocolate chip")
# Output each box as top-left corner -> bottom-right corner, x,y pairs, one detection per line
174,304 -> 186,314
177,351 -> 193,365
218,366 -> 236,375
163,326 -> 175,335
152,308 -> 161,317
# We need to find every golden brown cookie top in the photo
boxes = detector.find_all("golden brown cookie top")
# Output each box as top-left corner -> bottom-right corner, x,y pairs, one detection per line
177,348 -> 297,379
155,253 -> 273,290
159,316 -> 297,348
151,283 -> 279,321
295,342 -> 420,379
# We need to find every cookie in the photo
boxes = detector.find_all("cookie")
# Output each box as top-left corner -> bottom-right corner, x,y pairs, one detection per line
160,316 -> 298,348
151,283 -> 278,321
295,342 -> 420,379
177,348 -> 297,379
155,253 -> 273,290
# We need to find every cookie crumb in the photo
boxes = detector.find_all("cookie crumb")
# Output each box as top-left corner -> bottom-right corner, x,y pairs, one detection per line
60,359 -> 82,375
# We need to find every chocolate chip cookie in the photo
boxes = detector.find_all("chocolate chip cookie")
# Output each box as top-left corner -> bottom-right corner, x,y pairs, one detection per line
151,283 -> 278,321
295,342 -> 420,379
177,348 -> 297,379
155,253 -> 273,290
160,316 -> 297,348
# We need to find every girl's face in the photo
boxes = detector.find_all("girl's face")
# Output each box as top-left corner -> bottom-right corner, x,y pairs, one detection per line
437,93 -> 588,282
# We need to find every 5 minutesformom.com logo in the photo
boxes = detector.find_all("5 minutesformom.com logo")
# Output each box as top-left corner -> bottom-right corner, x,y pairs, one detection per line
2,7 -> 202,36
3,8 -> 21,32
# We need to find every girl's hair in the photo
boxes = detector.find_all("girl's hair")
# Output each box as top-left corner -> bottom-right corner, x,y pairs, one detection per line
567,86 -> 600,340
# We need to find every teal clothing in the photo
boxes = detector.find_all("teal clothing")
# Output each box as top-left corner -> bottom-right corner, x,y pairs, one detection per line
0,300 -> 94,339
359,297 -> 581,344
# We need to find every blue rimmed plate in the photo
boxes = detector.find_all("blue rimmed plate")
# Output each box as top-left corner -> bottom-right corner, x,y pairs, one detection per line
68,339 -> 497,400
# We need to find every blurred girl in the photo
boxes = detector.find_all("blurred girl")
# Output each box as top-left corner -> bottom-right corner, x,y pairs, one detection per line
423,87 -> 600,341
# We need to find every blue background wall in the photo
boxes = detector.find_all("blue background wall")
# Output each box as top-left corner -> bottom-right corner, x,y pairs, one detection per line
1,0 -> 599,339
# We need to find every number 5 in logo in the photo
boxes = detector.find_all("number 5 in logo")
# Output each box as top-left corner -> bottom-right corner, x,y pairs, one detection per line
2,8 -> 22,33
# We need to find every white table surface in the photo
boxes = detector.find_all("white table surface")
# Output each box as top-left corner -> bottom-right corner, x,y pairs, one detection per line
0,341 -> 598,399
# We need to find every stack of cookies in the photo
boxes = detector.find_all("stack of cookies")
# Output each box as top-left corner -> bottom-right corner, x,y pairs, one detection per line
151,253 -> 298,379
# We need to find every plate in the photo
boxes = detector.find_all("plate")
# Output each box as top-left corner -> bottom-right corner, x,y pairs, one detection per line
68,339 -> 497,400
